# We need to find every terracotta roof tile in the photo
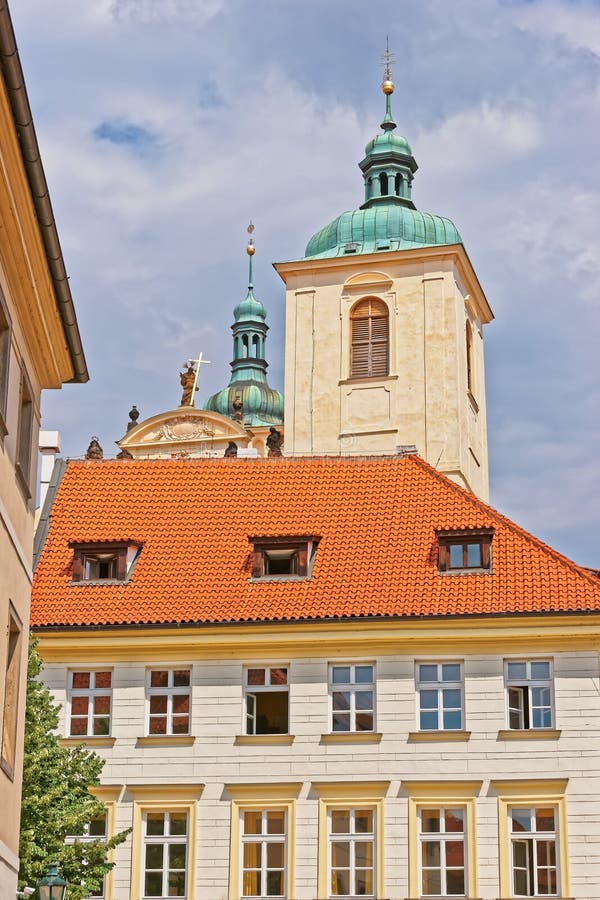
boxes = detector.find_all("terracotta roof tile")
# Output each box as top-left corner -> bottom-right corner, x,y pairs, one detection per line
31,455 -> 600,627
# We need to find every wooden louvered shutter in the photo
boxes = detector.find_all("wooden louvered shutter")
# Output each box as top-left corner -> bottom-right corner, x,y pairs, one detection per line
350,298 -> 389,378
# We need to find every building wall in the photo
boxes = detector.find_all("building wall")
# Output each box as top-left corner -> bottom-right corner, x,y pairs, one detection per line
281,252 -> 490,500
40,643 -> 600,899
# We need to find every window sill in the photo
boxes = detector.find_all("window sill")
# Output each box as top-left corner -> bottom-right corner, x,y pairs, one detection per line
497,728 -> 561,741
59,736 -> 116,748
14,461 -> 31,501
136,735 -> 195,747
249,576 -> 311,583
69,578 -> 130,586
339,374 -> 399,386
321,732 -> 382,744
235,734 -> 295,746
408,730 -> 471,743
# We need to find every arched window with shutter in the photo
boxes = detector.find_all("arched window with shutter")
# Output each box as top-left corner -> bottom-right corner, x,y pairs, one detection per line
350,298 -> 389,378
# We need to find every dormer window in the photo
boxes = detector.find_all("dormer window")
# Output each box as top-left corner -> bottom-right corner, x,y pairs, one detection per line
70,542 -> 141,583
436,529 -> 493,574
249,536 -> 319,581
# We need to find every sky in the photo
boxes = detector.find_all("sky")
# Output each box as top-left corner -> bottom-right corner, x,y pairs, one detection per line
11,0 -> 600,567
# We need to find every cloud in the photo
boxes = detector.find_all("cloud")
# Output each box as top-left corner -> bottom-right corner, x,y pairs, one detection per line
94,119 -> 158,151
110,0 -> 224,25
516,0 -> 600,57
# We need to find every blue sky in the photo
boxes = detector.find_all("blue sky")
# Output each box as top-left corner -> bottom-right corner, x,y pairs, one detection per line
12,0 -> 600,567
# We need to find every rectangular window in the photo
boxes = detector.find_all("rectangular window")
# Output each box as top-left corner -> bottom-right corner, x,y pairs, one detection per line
147,669 -> 191,736
329,664 -> 374,733
143,810 -> 188,898
1,603 -> 23,778
16,368 -> 34,488
250,536 -> 318,580
419,807 -> 466,897
416,662 -> 463,731
241,809 -> 286,898
328,807 -> 375,898
68,671 -> 112,737
71,542 -> 139,583
505,661 -> 553,730
244,667 -> 289,735
65,813 -> 108,898
0,290 -> 11,431
510,806 -> 558,897
437,529 -> 493,573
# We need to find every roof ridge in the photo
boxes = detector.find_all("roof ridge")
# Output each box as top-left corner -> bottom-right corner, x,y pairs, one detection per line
409,455 -> 600,592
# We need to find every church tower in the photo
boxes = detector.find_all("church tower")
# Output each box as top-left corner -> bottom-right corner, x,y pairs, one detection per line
274,52 -> 493,500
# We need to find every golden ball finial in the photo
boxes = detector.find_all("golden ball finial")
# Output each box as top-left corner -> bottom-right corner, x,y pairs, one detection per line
247,241 -> 255,256
382,79 -> 394,95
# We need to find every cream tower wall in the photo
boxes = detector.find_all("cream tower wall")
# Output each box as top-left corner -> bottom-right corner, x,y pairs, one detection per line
276,246 -> 493,501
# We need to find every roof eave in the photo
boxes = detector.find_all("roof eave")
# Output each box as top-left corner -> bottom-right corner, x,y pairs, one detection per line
0,1 -> 88,383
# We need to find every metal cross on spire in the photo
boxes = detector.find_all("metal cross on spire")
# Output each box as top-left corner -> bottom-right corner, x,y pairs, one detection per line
380,36 -> 396,131
246,220 -> 256,288
381,35 -> 395,84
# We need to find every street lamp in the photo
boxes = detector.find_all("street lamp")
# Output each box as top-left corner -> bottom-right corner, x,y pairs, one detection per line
37,863 -> 67,900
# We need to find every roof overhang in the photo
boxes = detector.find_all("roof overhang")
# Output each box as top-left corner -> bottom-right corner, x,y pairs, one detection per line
274,243 -> 493,325
0,0 -> 88,385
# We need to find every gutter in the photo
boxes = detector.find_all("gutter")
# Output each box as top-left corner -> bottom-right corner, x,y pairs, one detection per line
0,1 -> 88,383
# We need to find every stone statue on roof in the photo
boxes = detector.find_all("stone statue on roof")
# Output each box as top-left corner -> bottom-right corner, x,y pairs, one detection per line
180,364 -> 198,407
266,427 -> 283,457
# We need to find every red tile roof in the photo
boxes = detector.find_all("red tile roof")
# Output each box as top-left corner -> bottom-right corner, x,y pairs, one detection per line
31,455 -> 600,627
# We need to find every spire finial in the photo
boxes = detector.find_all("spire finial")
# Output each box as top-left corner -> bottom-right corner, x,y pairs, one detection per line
246,221 -> 255,289
380,36 -> 396,131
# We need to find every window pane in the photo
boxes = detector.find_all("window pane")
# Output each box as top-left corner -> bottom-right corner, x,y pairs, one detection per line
170,813 -> 187,835
449,544 -> 464,567
172,716 -> 189,734
172,694 -> 190,714
531,661 -> 550,680
71,696 -> 89,715
355,666 -> 373,683
331,811 -> 350,834
244,811 -> 263,835
168,871 -> 186,896
243,871 -> 260,896
442,688 -> 461,708
93,716 -> 110,736
149,716 -> 167,734
266,811 -> 285,834
445,809 -> 464,832
270,668 -> 287,685
511,809 -> 532,832
144,872 -> 163,897
442,663 -> 461,682
95,671 -> 112,688
420,711 -> 438,730
420,689 -> 438,709
443,709 -> 462,730
422,840 -> 441,866
146,813 -> 165,835
72,672 -> 90,689
172,670 -> 190,687
355,712 -> 374,731
332,691 -> 350,711
150,670 -> 168,687
355,810 -> 373,833
355,841 -> 373,867
69,717 -> 88,736
332,712 -> 351,732
467,543 -> 481,566
145,844 -> 163,868
150,695 -> 168,714
247,668 -> 265,685
94,695 -> 110,714
243,842 -> 261,868
421,809 -> 440,833
512,838 -> 528,869
532,706 -> 552,729
446,840 -> 464,867
89,816 -> 107,837
446,869 -> 466,895
422,869 -> 441,895
536,808 -> 556,832
332,666 -> 351,684
355,869 -> 373,896
331,869 -> 349,896
266,870 -> 283,896
507,661 -> 527,681
266,842 -> 284,868
418,664 -> 438,683
355,691 -> 373,710
331,841 -> 350,867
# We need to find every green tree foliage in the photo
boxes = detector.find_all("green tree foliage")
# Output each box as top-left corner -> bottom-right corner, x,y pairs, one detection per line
19,639 -> 129,898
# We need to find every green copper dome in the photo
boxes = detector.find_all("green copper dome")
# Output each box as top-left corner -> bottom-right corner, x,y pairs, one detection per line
204,236 -> 284,428
303,80 -> 461,260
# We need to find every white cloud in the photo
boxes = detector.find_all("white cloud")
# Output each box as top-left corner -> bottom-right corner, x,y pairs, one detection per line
516,0 -> 600,58
111,0 -> 224,25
